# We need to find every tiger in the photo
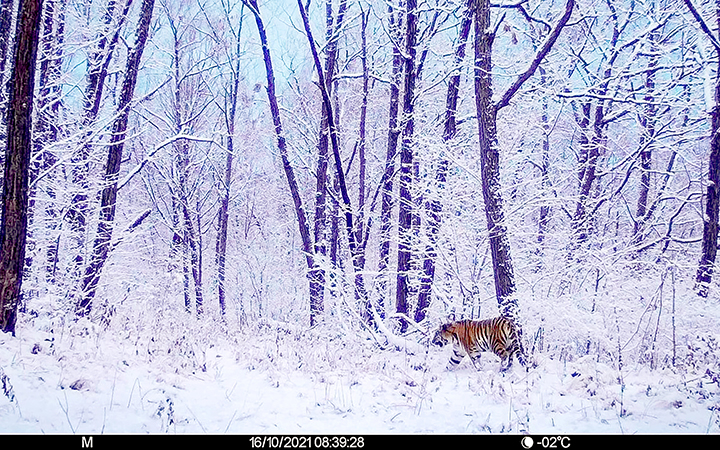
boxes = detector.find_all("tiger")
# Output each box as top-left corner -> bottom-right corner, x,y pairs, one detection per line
431,317 -> 530,372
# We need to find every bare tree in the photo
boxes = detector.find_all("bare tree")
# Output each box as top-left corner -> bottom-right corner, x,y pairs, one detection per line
684,0 -> 720,297
296,0 -> 372,326
33,0 -> 66,284
310,0 -> 348,324
377,4 -> 403,317
66,0 -> 134,285
244,0 -> 317,324
416,0 -> 474,325
395,0 -> 418,333
0,0 -> 44,334
473,0 -> 574,325
77,0 -> 156,316
212,1 -> 245,317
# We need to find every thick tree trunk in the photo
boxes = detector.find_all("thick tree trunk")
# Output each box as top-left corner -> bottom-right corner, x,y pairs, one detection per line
682,0 -> 720,296
76,0 -> 155,316
0,0 -> 43,334
474,0 -> 517,315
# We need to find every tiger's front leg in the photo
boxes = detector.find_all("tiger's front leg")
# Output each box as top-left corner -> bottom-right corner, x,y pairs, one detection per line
446,344 -> 467,370
468,351 -> 482,369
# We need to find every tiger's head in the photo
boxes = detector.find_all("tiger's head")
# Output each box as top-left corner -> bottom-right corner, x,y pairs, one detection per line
431,322 -> 455,347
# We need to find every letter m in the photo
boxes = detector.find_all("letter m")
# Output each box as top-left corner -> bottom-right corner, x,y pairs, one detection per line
82,436 -> 93,448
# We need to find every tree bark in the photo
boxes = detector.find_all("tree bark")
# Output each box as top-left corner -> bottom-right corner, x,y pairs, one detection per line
76,0 -> 155,316
34,0 -> 66,284
696,79 -> 720,296
216,4 -> 245,317
683,0 -> 720,297
0,0 -> 43,334
633,31 -> 659,247
309,0 -> 347,325
536,68 -> 551,253
0,0 -> 16,130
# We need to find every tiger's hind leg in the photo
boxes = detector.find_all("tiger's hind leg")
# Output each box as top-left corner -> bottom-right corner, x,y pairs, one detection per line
498,350 -> 513,373
508,337 -> 535,370
504,342 -> 534,372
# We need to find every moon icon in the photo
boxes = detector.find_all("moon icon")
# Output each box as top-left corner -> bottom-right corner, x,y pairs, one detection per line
521,436 -> 534,449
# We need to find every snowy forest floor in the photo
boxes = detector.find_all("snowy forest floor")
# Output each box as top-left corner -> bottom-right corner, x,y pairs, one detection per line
1,311 -> 719,434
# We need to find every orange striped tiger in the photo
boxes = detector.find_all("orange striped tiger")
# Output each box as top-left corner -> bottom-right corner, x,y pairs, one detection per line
432,317 -> 529,372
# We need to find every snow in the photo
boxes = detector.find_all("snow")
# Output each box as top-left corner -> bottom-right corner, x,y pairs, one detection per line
1,316 -> 718,434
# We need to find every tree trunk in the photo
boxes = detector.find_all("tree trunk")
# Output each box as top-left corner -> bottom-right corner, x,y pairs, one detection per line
76,0 -> 155,316
0,0 -> 16,130
66,0 -> 133,283
696,57 -> 720,297
356,6 -> 370,324
682,0 -> 720,297
416,0 -> 473,325
216,5 -> 244,317
296,0 -> 371,326
534,66 -> 552,260
245,0 -> 316,323
395,0 -> 418,333
0,0 -> 43,334
33,0 -> 66,285
377,5 -> 403,317
475,0 -> 573,323
309,0 -> 347,325
632,33 -> 659,247
571,101 -> 599,244
474,0 -> 517,316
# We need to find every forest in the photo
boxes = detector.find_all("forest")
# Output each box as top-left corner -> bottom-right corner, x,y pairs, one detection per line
0,0 -> 719,434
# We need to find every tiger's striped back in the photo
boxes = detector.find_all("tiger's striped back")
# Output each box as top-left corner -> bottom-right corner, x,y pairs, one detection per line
432,317 -> 529,372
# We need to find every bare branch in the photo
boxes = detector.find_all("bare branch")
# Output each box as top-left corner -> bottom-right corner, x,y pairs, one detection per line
683,0 -> 720,56
495,0 -> 575,111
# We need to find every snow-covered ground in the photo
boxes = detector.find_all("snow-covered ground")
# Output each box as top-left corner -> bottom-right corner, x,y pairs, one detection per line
1,315 -> 718,434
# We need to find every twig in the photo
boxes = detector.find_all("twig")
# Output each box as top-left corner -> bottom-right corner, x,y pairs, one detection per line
57,392 -> 76,434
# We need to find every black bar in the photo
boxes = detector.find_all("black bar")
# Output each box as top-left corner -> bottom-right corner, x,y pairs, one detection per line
0,434 -> 718,449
